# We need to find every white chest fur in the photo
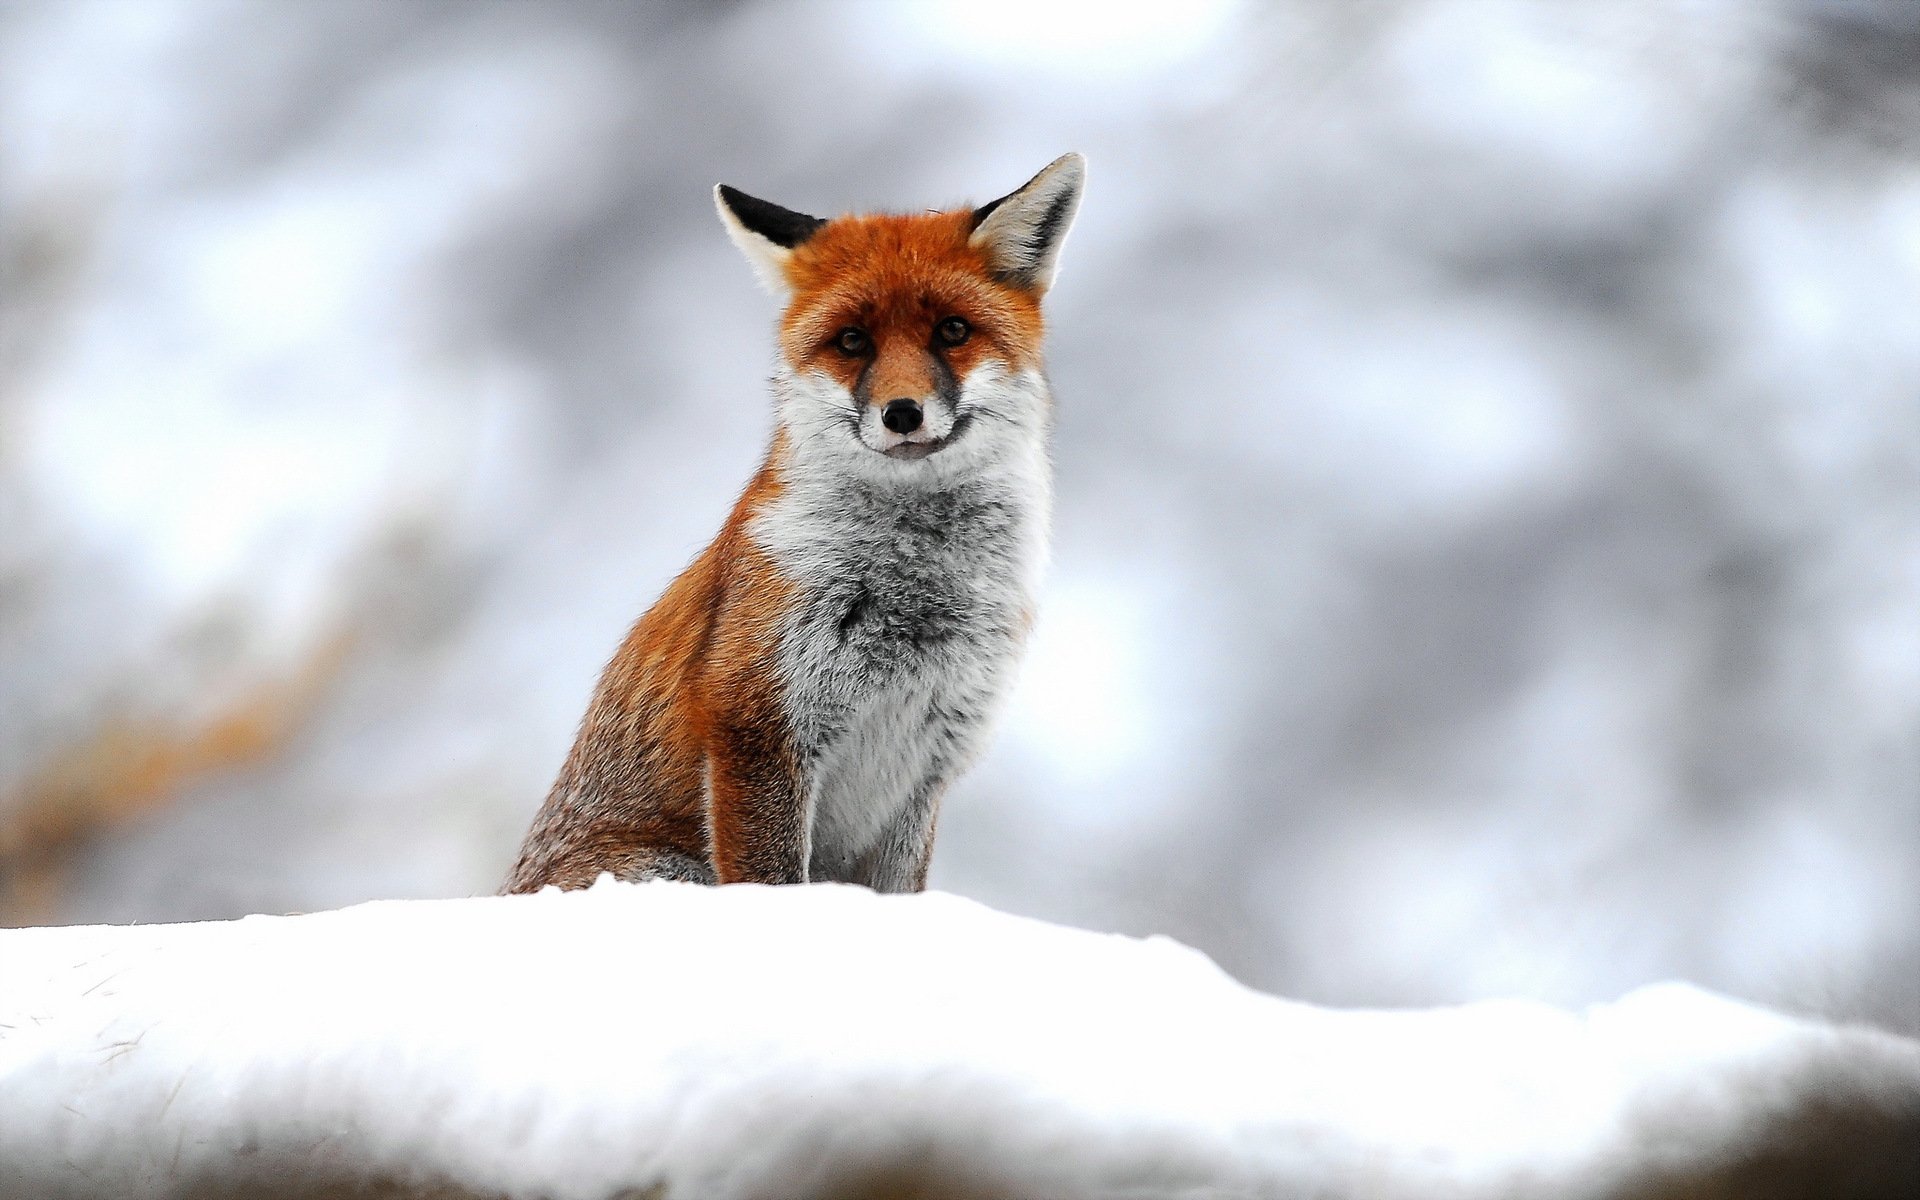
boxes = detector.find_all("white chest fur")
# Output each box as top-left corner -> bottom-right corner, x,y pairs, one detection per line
752,367 -> 1052,880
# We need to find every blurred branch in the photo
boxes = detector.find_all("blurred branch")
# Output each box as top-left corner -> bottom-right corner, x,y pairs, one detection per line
0,632 -> 351,923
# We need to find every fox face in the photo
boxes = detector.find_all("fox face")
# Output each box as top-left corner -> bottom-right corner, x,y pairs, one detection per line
716,155 -> 1083,477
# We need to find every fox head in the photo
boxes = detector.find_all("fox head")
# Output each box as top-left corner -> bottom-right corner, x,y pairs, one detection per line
714,155 -> 1084,477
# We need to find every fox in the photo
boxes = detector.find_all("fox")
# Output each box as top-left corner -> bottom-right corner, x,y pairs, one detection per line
503,154 -> 1085,894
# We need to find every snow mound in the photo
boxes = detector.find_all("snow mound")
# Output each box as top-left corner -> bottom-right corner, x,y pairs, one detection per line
2,881 -> 1916,1199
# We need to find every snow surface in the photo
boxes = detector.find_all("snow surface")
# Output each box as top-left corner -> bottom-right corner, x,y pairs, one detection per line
2,881 -> 1915,1199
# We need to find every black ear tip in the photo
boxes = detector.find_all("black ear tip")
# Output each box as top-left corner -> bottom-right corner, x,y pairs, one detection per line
714,184 -> 825,249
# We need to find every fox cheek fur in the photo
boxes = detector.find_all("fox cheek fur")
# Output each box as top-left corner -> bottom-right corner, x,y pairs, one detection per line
504,154 -> 1084,894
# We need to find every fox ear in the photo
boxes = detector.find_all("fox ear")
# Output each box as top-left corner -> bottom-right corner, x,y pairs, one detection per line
968,153 -> 1086,294
714,184 -> 825,294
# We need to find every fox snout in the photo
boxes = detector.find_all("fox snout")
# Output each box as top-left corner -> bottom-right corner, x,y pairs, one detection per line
869,393 -> 950,459
859,344 -> 949,414
881,398 -> 923,434
854,343 -> 955,456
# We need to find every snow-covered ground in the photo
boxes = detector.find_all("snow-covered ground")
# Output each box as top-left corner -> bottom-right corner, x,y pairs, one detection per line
2,0 -> 1917,1037
3,882 -> 1916,1200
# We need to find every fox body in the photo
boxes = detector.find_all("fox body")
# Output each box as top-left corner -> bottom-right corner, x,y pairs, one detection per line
505,155 -> 1084,893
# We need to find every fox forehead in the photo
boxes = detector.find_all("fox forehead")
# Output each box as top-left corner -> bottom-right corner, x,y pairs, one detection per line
778,209 -> 1044,370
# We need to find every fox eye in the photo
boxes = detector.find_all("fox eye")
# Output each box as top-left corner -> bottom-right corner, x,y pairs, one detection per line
936,316 -> 971,347
835,327 -> 871,356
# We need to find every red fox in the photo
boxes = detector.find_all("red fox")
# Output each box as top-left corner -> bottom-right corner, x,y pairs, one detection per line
504,155 -> 1084,893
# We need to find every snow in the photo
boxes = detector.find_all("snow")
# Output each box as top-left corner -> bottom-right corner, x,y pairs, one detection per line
3,882 -> 1915,1199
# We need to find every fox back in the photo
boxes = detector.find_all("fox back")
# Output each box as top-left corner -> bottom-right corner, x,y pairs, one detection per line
504,155 -> 1084,893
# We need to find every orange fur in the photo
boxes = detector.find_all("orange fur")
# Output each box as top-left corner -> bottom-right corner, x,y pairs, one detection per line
779,211 -> 1045,393
505,437 -> 800,890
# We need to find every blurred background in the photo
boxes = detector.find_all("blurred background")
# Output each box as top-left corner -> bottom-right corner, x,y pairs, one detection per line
2,0 -> 1916,1033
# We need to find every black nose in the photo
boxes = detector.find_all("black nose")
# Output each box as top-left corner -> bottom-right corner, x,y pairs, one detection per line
881,398 -> 924,434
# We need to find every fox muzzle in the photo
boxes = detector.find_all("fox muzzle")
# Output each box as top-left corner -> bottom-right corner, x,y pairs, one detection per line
881,398 -> 924,434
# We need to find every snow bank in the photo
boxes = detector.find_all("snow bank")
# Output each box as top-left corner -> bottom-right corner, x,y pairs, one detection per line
2,881 -> 1915,1200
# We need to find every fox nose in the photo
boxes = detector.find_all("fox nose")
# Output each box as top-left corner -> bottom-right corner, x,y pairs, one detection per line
881,398 -> 924,434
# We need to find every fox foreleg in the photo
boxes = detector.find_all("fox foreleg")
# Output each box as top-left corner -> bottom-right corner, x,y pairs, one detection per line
850,784 -> 943,894
704,722 -> 808,885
